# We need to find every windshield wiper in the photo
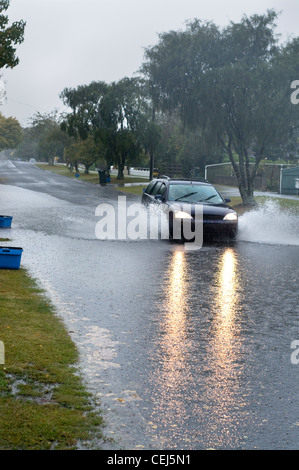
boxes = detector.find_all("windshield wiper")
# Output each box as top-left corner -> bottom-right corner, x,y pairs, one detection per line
175,191 -> 198,201
198,194 -> 219,202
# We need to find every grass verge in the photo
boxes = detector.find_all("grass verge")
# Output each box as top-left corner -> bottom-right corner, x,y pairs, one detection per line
36,163 -> 147,185
0,268 -> 103,450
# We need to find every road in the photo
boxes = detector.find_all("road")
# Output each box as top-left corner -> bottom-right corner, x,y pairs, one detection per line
0,160 -> 299,450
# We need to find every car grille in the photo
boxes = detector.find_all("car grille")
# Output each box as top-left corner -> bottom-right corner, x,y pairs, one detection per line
203,214 -> 224,221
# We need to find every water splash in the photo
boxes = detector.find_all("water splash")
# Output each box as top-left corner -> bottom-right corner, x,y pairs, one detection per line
238,199 -> 299,246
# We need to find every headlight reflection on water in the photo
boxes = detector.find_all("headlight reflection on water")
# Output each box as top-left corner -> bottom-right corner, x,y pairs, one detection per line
150,247 -> 248,448
160,249 -> 189,367
208,248 -> 247,441
149,248 -> 191,433
211,248 -> 242,371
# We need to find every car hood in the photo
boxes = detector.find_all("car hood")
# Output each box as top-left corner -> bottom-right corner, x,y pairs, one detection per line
167,201 -> 236,216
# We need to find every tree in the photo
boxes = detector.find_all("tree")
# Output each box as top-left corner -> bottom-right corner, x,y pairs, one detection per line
0,111 -> 22,150
29,111 -> 68,164
61,78 -> 156,180
142,11 -> 299,205
138,117 -> 161,179
0,0 -> 25,70
63,134 -> 106,174
60,81 -> 108,140
13,126 -> 38,161
97,77 -> 146,179
60,81 -> 108,173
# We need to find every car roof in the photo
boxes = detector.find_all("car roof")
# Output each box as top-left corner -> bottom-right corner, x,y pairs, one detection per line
156,177 -> 212,186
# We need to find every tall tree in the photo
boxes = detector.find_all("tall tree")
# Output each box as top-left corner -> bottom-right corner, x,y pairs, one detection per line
0,0 -> 25,70
60,81 -> 108,140
60,81 -> 108,172
61,78 -> 155,180
98,77 -> 147,179
29,111 -> 68,164
142,11 -> 299,205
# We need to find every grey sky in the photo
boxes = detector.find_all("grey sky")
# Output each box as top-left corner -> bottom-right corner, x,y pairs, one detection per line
1,0 -> 298,126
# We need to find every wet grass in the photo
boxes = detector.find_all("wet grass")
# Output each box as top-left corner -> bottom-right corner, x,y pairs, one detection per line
36,163 -> 147,185
36,163 -> 99,184
116,184 -> 148,195
0,268 -> 103,450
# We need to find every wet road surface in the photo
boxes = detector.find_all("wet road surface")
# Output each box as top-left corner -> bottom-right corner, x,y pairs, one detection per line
0,161 -> 299,450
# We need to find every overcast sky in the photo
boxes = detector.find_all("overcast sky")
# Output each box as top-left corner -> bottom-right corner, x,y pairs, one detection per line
1,0 -> 298,126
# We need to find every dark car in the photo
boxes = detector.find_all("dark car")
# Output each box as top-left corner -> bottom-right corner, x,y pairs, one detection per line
142,176 -> 238,241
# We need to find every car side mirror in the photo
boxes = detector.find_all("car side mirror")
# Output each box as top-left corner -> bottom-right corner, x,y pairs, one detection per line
225,198 -> 231,203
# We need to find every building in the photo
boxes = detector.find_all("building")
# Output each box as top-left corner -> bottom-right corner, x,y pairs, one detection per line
280,167 -> 299,195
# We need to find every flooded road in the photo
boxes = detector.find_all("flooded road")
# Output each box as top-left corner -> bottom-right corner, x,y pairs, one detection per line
0,161 -> 299,450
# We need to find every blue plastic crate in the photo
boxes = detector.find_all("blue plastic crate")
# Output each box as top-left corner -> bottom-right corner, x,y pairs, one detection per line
0,247 -> 23,270
0,216 -> 13,228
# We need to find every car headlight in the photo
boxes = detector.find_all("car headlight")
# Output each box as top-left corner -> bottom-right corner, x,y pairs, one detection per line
174,210 -> 193,220
223,212 -> 238,221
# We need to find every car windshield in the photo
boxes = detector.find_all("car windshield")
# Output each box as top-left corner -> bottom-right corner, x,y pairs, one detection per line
168,184 -> 224,204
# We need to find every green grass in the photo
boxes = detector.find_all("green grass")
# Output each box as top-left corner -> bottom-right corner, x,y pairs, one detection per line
36,163 -> 148,185
0,268 -> 103,450
36,163 -> 99,184
116,184 -> 148,195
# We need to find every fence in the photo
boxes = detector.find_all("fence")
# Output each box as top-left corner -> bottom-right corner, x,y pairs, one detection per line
110,167 -> 150,178
205,162 -> 297,192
